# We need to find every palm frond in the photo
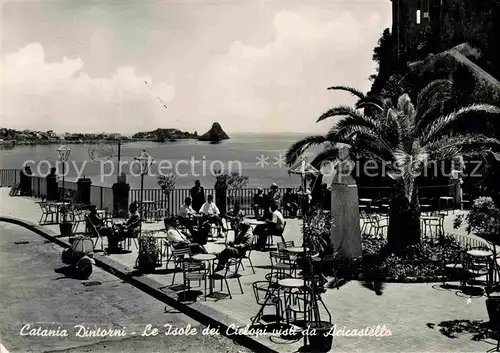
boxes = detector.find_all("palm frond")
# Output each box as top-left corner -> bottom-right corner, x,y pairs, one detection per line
327,86 -> 365,100
416,79 -> 453,108
285,135 -> 328,165
310,147 -> 340,169
317,105 -> 365,123
425,134 -> 500,161
423,104 -> 500,143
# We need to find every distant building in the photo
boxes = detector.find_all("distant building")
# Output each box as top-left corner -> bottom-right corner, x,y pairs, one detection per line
392,0 -> 442,59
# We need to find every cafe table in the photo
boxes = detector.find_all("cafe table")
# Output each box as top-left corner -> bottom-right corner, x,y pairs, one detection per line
278,278 -> 307,325
192,253 -> 217,295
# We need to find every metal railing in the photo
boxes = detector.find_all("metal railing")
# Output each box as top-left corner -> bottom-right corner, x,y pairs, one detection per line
0,169 -> 20,187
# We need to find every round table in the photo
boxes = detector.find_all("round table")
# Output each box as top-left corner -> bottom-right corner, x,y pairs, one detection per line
286,247 -> 310,254
244,219 -> 266,226
278,278 -> 305,288
467,249 -> 493,257
278,278 -> 308,325
192,253 -> 217,295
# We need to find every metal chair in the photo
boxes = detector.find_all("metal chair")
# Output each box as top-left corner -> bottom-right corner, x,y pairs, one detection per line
211,257 -> 244,299
86,216 -> 105,251
252,281 -> 282,324
171,247 -> 192,285
277,241 -> 295,253
182,261 -> 209,301
270,251 -> 296,278
38,202 -> 57,225
267,221 -> 286,246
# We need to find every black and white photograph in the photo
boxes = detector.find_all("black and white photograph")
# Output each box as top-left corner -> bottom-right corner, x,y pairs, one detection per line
1,0 -> 500,352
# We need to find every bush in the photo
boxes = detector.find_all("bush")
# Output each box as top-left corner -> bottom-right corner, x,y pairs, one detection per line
327,233 -> 466,282
454,197 -> 500,240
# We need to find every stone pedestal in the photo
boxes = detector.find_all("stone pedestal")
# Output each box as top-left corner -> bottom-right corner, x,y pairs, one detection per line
330,146 -> 361,259
46,169 -> 58,201
215,187 -> 227,217
112,181 -> 130,217
20,167 -> 33,196
77,178 -> 92,206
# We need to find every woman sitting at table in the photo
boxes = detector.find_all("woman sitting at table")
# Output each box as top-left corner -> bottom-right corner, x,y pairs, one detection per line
225,202 -> 244,232
107,203 -> 140,253
214,221 -> 253,271
165,217 -> 207,255
253,203 -> 285,249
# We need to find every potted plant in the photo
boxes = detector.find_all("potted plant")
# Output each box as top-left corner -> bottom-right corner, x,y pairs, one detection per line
301,209 -> 334,351
157,173 -> 176,217
137,233 -> 160,273
59,204 -> 74,237
454,197 -> 500,321
453,197 -> 500,244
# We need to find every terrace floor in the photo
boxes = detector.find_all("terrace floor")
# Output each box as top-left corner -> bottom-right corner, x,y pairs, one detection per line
0,188 -> 496,352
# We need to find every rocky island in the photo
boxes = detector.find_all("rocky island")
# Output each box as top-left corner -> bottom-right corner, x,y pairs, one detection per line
197,122 -> 230,142
132,128 -> 197,142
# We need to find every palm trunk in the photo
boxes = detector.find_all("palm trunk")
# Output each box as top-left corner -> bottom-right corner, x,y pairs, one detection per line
387,185 -> 421,254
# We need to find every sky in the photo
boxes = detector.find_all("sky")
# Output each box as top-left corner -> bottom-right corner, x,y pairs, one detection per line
1,0 -> 392,135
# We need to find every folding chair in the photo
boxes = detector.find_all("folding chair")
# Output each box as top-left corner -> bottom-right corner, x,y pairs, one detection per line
86,216 -> 105,251
38,202 -> 57,225
211,257 -> 244,299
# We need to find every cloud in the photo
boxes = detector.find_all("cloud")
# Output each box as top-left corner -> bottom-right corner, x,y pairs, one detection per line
197,8 -> 385,133
1,43 -> 175,133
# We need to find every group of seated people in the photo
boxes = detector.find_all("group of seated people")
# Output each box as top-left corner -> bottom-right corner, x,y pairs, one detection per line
85,190 -> 287,270
253,183 -> 317,219
86,202 -> 141,253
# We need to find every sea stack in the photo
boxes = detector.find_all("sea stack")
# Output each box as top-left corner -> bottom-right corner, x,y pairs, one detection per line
197,122 -> 230,142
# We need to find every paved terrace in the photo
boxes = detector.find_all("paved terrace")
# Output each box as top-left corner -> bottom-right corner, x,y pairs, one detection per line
0,188 -> 495,352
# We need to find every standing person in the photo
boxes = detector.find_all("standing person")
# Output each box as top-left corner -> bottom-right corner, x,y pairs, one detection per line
254,204 -> 285,249
199,195 -> 227,237
252,187 -> 265,219
298,186 -> 312,217
190,180 -> 205,213
283,188 -> 299,218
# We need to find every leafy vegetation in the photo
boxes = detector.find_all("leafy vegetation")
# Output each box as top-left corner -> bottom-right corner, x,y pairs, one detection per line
286,81 -> 500,252
454,197 -> 500,241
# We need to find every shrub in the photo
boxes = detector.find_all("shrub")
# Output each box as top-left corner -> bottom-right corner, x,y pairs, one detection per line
454,197 -> 500,240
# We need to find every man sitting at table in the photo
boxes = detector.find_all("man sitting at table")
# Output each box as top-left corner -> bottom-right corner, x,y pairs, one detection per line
106,203 -> 141,253
253,203 -> 285,249
165,217 -> 207,255
226,202 -> 244,232
214,221 -> 253,271
178,197 -> 198,233
199,195 -> 227,237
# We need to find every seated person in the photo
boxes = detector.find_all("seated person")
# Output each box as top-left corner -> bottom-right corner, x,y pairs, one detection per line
215,221 -> 254,271
283,188 -> 299,218
87,205 -> 104,228
254,203 -> 285,249
252,187 -> 265,219
178,197 -> 198,233
165,217 -> 207,255
199,195 -> 227,237
225,202 -> 244,231
107,203 -> 140,252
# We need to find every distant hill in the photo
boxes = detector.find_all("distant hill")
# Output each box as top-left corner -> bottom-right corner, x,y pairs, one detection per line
132,128 -> 197,142
197,122 -> 230,142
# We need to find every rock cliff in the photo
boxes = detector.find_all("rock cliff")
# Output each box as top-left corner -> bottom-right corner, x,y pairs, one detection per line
197,122 -> 230,142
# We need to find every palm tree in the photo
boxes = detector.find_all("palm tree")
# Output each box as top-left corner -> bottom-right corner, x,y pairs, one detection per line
286,80 -> 500,252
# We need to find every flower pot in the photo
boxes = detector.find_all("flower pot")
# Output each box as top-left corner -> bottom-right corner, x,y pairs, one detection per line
138,236 -> 160,273
486,296 -> 500,330
137,254 -> 157,273
307,321 -> 333,352
59,222 -> 73,237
